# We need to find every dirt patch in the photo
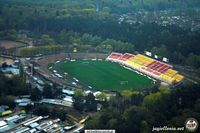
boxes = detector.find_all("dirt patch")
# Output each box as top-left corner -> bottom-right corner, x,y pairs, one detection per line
0,40 -> 26,49
0,57 -> 14,65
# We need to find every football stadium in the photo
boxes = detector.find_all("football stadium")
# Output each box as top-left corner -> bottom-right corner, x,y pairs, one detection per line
51,52 -> 184,91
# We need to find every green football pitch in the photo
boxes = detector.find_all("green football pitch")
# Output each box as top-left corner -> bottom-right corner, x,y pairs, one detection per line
58,60 -> 154,91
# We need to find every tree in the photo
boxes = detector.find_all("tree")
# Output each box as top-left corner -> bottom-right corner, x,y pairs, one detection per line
33,105 -> 50,116
143,88 -> 170,110
151,45 -> 168,57
43,85 -> 54,98
0,76 -> 29,96
40,34 -> 55,45
96,92 -> 107,101
140,120 -> 150,133
54,85 -> 62,95
85,93 -> 97,111
170,51 -> 184,64
24,104 -> 33,112
19,11 -> 23,16
56,10 -> 60,16
92,35 -> 102,46
80,33 -> 93,45
123,106 -> 149,133
55,109 -> 67,121
30,88 -> 42,101
0,96 -> 16,109
1,62 -> 8,68
58,29 -> 70,45
108,118 -> 118,129
96,44 -> 112,52
130,93 -> 144,106
78,44 -> 92,52
73,89 -> 85,111
186,53 -> 200,68
159,45 -> 168,56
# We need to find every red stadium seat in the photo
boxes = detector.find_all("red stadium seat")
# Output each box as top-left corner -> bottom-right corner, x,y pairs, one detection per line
118,53 -> 135,61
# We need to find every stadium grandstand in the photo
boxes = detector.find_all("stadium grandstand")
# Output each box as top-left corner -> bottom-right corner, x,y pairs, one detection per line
106,52 -> 184,84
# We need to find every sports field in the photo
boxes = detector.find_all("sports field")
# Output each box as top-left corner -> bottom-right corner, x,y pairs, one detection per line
59,60 -> 154,91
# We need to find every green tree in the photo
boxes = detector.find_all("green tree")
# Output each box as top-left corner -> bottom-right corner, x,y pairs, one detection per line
143,88 -> 170,109
151,45 -> 168,57
81,33 -> 93,45
55,109 -> 67,121
33,105 -> 50,116
40,34 -> 55,45
96,92 -> 107,101
140,120 -> 150,133
43,85 -> 54,98
73,89 -> 85,111
186,53 -> 200,68
0,96 -> 16,109
1,62 -> 8,68
85,93 -> 97,111
30,87 -> 42,101
171,51 -> 184,64
58,29 -> 70,45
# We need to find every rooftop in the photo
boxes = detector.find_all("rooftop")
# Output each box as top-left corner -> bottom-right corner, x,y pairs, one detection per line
62,89 -> 74,95
0,121 -> 7,127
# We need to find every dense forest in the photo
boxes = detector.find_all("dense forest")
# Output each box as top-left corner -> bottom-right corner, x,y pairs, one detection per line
1,0 -> 200,69
85,83 -> 200,132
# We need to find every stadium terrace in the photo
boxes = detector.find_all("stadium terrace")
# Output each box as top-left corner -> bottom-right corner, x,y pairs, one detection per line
106,52 -> 184,85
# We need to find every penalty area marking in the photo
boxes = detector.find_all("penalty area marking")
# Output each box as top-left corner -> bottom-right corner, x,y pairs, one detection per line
82,62 -> 89,65
120,81 -> 129,85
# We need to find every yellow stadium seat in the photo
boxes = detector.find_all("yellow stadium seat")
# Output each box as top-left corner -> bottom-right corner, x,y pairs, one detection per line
174,74 -> 184,82
164,69 -> 178,77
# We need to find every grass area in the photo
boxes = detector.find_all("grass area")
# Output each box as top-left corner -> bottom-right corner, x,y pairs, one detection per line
58,60 -> 154,91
